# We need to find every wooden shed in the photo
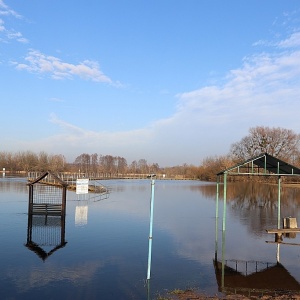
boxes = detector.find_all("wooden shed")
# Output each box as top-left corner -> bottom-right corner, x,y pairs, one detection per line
28,171 -> 68,216
26,171 -> 68,260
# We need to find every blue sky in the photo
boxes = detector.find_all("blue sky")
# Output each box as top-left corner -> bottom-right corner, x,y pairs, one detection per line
1,1 -> 300,166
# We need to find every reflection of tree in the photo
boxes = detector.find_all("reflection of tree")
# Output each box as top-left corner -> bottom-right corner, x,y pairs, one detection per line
0,179 -> 27,193
196,181 -> 300,236
189,184 -> 217,197
224,182 -> 300,235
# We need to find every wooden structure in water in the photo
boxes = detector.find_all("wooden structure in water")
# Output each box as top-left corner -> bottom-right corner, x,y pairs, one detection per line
27,171 -> 68,216
216,153 -> 300,234
26,171 -> 68,260
215,153 -> 300,296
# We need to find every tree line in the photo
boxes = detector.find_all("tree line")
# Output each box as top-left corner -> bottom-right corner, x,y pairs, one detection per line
1,126 -> 300,181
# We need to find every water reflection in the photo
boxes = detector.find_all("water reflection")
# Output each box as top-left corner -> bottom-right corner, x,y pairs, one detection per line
2,178 -> 300,299
25,176 -> 67,261
214,181 -> 300,297
215,234 -> 300,297
214,182 -> 300,234
75,204 -> 88,226
25,214 -> 67,261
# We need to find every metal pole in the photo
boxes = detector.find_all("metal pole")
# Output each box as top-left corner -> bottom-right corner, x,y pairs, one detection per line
147,175 -> 156,280
278,176 -> 281,229
215,176 -> 219,259
222,172 -> 227,232
221,173 -> 227,291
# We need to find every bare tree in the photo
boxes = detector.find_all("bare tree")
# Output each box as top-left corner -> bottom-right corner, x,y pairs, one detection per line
74,153 -> 91,173
37,151 -> 49,171
90,153 -> 98,173
129,160 -> 138,173
149,163 -> 160,174
49,154 -> 66,172
116,156 -> 127,174
17,151 -> 38,171
198,155 -> 232,181
138,159 -> 148,174
230,126 -> 300,162
99,155 -> 116,174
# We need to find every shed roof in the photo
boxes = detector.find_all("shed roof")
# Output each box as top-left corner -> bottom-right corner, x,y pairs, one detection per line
217,153 -> 300,177
28,171 -> 68,186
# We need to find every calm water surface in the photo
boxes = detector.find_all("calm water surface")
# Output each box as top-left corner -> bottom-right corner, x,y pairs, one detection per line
1,176 -> 300,299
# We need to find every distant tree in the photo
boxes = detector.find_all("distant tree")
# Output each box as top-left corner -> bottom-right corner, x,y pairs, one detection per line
230,126 -> 300,163
116,156 -> 127,174
198,155 -> 233,181
74,153 -> 91,173
129,160 -> 138,173
17,151 -> 38,171
37,151 -> 49,171
0,151 -> 17,171
138,159 -> 148,174
90,153 -> 98,173
48,154 -> 66,172
149,163 -> 160,174
99,155 -> 115,173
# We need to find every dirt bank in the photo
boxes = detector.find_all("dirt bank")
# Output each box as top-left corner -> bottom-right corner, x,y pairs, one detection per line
159,289 -> 300,300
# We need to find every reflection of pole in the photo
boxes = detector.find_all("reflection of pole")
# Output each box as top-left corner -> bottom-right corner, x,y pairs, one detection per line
221,230 -> 226,291
215,176 -> 220,259
277,175 -> 281,229
147,175 -> 156,280
221,173 -> 227,291
147,279 -> 151,300
276,243 -> 280,263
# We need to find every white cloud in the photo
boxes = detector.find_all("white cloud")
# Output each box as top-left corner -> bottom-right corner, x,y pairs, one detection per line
278,31 -> 300,48
0,19 -> 4,31
0,0 -> 22,18
15,49 -> 115,84
178,35 -> 300,125
7,30 -> 28,43
0,1 -> 27,43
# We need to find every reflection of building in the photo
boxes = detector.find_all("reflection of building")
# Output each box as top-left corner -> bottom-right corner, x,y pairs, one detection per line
214,230 -> 300,297
26,214 -> 67,261
25,171 -> 67,261
214,258 -> 300,297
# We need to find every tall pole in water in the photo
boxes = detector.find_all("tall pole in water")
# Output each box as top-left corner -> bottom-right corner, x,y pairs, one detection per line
147,174 -> 156,280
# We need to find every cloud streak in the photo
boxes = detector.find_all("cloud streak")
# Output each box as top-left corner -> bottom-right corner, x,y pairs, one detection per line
15,49 -> 115,84
0,0 -> 22,18
0,1 -> 27,43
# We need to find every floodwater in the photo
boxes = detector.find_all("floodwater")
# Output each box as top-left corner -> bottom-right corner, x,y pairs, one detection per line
1,176 -> 300,299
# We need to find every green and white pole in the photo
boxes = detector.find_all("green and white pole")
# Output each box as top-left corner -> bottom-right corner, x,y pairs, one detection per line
147,174 -> 156,280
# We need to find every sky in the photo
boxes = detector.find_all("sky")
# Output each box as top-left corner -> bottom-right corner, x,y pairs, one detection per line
1,0 -> 300,167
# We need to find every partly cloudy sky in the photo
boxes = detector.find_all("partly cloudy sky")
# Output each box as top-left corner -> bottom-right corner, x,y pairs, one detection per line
1,0 -> 300,166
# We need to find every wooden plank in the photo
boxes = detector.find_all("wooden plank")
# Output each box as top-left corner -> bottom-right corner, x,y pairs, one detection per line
32,204 -> 63,215
265,241 -> 300,246
266,228 -> 300,234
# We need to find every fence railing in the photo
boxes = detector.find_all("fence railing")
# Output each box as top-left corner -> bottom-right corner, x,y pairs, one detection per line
28,172 -> 193,182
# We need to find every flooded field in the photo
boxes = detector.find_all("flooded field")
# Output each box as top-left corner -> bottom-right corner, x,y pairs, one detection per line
1,176 -> 300,299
